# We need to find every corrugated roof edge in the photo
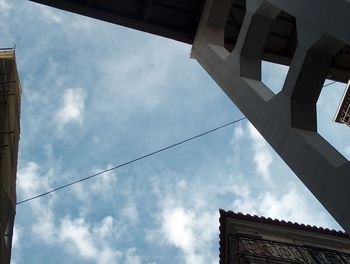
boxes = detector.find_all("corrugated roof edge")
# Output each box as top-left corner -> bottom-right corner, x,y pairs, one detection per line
218,209 -> 349,264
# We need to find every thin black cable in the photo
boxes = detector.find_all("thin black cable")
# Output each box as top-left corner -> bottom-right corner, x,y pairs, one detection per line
17,116 -> 247,205
16,80 -> 340,205
323,81 -> 337,88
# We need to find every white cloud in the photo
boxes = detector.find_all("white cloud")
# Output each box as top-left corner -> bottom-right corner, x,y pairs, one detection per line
32,209 -> 56,244
125,248 -> 141,264
232,125 -> 244,142
17,162 -> 124,262
92,216 -> 114,239
176,179 -> 187,189
162,207 -> 195,253
196,211 -> 219,243
29,214 -> 122,263
121,200 -> 139,224
99,248 -> 122,264
17,162 -> 58,244
58,216 -> 123,264
247,123 -> 273,181
71,166 -> 118,208
91,166 -> 118,194
38,5 -> 63,23
231,184 -> 259,215
55,88 -> 86,131
93,38 -> 184,119
154,197 -> 219,264
59,217 -> 98,259
260,189 -> 306,221
231,183 -> 334,228
17,161 -> 51,198
0,0 -> 11,12
12,226 -> 20,249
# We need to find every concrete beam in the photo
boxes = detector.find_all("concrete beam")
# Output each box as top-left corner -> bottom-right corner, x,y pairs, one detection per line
192,0 -> 350,232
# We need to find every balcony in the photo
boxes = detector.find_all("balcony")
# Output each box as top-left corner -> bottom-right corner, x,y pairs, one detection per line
228,235 -> 350,264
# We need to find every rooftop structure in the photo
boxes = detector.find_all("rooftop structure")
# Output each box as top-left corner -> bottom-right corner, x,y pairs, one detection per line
219,209 -> 350,264
334,80 -> 350,127
0,48 -> 21,264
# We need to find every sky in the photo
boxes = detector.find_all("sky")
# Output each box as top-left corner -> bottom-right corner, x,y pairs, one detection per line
1,0 -> 350,263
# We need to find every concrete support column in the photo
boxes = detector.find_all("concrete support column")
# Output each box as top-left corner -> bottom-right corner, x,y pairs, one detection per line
192,0 -> 350,232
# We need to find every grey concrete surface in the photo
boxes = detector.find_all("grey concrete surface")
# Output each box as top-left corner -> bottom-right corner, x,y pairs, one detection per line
192,0 -> 350,232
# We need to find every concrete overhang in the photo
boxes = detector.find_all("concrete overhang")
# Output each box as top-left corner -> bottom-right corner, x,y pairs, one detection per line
28,0 -> 350,83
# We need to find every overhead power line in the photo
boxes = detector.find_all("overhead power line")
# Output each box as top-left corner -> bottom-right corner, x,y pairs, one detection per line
17,116 -> 247,205
16,80 -> 339,206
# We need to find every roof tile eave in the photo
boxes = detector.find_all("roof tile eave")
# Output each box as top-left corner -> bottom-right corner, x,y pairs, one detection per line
219,209 -> 349,238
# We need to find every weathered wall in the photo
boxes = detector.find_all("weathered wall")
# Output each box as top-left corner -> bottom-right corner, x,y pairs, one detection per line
0,50 -> 21,264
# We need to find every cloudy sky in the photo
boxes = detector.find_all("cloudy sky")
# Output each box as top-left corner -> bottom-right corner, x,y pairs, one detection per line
1,0 -> 350,263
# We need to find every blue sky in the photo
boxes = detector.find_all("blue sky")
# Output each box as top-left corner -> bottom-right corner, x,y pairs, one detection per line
1,0 -> 350,263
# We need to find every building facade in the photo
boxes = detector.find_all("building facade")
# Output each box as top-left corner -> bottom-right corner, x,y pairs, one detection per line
0,49 -> 21,264
334,80 -> 350,128
219,210 -> 350,264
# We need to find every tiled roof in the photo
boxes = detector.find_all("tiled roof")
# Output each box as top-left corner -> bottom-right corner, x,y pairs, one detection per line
219,209 -> 349,264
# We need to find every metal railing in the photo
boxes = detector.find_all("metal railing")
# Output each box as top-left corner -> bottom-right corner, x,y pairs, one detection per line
340,102 -> 350,126
228,235 -> 350,264
0,47 -> 16,105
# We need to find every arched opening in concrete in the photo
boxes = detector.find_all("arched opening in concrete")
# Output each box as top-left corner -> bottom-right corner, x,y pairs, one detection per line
291,34 -> 345,131
261,11 -> 297,95
223,2 -> 297,95
224,0 -> 246,53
